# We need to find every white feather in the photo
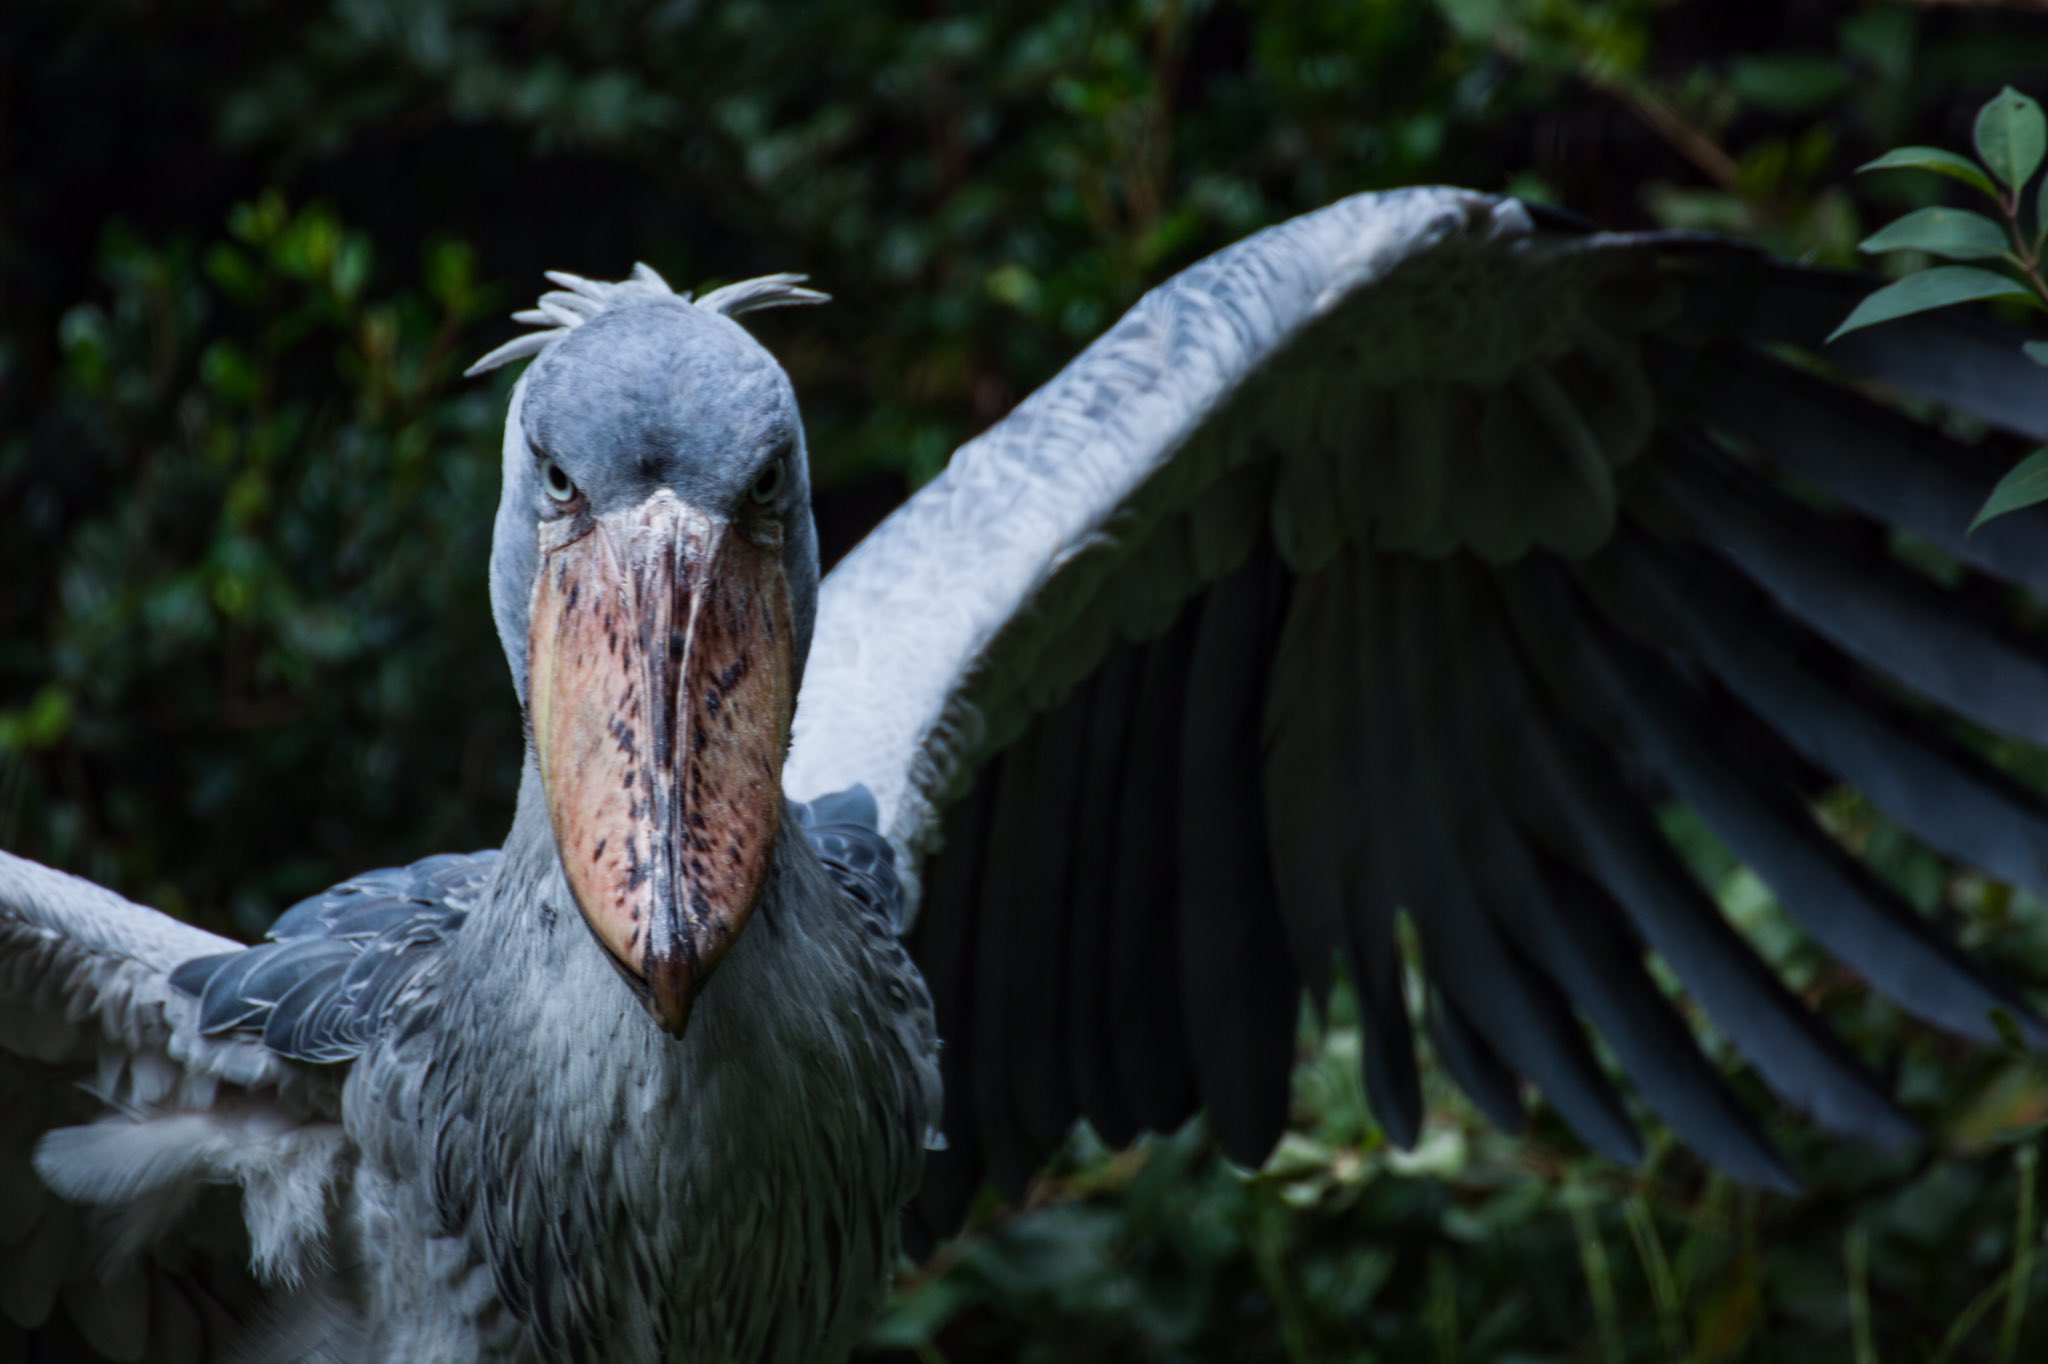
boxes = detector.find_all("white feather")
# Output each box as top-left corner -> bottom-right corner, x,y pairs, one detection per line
34,1113 -> 236,1207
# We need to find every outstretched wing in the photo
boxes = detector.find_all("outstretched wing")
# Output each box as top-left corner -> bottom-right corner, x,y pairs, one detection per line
782,187 -> 2048,1238
0,849 -> 492,1361
1,853 -> 326,1360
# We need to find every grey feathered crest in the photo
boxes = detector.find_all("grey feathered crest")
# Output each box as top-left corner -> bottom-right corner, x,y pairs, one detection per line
465,263 -> 829,377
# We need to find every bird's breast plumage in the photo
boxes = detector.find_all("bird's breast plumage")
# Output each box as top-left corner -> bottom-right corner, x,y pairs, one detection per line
344,792 -> 938,1364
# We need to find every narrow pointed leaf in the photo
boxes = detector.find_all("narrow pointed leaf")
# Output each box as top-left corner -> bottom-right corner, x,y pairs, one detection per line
1828,267 -> 2036,343
1858,147 -> 1997,197
1859,208 -> 2012,262
1971,447 -> 2048,534
1974,87 -> 2047,193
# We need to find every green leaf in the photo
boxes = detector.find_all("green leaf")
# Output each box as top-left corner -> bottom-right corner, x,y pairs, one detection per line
200,340 -> 261,406
1988,1004 -> 2028,1053
2024,340 -> 2048,367
0,685 -> 75,752
1859,207 -> 2012,262
1974,86 -> 2046,193
1857,146 -> 1998,198
1970,446 -> 2048,534
332,236 -> 371,301
1828,266 -> 2035,342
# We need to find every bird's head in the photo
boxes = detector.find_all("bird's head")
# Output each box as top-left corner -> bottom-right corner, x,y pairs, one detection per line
479,271 -> 825,1036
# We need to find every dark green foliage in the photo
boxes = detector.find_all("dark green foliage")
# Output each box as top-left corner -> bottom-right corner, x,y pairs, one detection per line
1,196 -> 509,930
1837,85 -> 2048,533
7,1 -> 2048,1359
878,874 -> 2048,1362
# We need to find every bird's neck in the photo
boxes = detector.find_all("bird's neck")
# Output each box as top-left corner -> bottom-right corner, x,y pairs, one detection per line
382,749 -> 932,1360
471,748 -> 850,1050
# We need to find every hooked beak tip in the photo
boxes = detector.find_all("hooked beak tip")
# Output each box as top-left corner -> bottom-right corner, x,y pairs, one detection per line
646,952 -> 696,1036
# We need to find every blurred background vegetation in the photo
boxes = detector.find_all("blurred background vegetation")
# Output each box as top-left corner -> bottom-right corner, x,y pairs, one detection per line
6,0 -> 2048,1359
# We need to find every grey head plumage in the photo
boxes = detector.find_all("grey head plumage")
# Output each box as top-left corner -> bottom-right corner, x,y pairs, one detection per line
472,264 -> 831,707
465,261 -> 844,1035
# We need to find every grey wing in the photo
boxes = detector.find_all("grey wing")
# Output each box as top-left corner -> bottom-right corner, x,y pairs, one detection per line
781,187 -> 2048,1238
0,851 -> 351,1361
169,851 -> 497,1064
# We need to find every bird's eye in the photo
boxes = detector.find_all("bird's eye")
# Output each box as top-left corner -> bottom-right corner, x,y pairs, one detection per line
750,456 -> 786,506
541,458 -> 578,504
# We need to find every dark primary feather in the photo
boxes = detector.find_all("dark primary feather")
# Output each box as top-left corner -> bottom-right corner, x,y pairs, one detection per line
1176,537 -> 1297,1169
1503,560 -> 2045,1050
1426,990 -> 1525,1135
1669,260 -> 2048,443
1104,614 -> 1203,1138
1579,528 -> 2048,900
1659,438 -> 2048,750
1437,603 -> 1793,1186
828,192 -> 2048,1234
970,707 -> 1067,1199
991,684 -> 1090,1170
1678,347 -> 2048,591
1065,644 -> 1145,1149
904,772 -> 997,1249
1261,556 -> 1356,1006
1343,562 -> 1424,1149
1398,565 -> 1641,1164
1494,568 -> 1918,1146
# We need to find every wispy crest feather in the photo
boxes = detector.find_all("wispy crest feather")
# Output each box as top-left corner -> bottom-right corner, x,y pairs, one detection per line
465,263 -> 829,377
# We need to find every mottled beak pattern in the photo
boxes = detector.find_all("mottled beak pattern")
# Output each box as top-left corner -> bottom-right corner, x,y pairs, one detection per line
528,491 -> 793,1034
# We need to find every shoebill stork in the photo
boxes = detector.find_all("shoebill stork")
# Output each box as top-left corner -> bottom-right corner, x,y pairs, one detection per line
5,187 -> 2048,1361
